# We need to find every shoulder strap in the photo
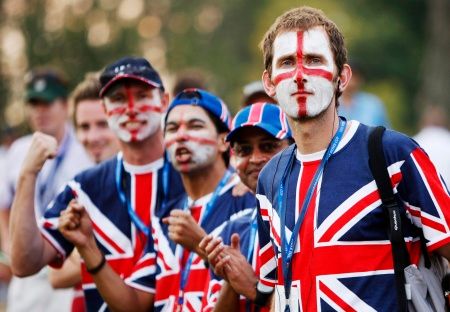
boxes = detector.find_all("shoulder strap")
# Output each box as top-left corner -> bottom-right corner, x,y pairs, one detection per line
368,126 -> 409,312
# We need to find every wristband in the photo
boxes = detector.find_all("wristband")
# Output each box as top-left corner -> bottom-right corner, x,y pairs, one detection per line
86,253 -> 106,275
253,282 -> 273,306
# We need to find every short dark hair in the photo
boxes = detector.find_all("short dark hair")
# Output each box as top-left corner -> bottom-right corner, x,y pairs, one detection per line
70,72 -> 102,126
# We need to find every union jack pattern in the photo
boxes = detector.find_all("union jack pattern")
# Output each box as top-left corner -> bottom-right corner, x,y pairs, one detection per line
147,173 -> 255,312
256,121 -> 450,311
40,153 -> 184,311
203,208 -> 270,312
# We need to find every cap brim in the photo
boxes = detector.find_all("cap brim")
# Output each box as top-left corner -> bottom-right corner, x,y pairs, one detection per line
226,123 -> 284,142
99,74 -> 161,97
25,90 -> 59,103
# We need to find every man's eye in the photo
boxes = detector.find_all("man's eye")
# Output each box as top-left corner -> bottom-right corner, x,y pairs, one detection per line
260,142 -> 282,153
306,57 -> 322,65
234,145 -> 252,157
280,59 -> 294,67
108,95 -> 125,103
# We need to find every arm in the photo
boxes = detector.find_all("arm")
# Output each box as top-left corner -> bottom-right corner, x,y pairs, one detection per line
0,209 -> 10,253
10,132 -> 59,276
213,282 -> 240,312
163,209 -> 207,260
59,201 -> 153,312
49,250 -> 81,288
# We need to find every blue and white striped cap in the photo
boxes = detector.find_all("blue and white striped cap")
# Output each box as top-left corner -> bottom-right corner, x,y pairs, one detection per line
167,88 -> 232,131
226,102 -> 291,142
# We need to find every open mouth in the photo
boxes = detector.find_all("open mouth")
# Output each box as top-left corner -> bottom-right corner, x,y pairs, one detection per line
120,119 -> 147,130
175,146 -> 192,163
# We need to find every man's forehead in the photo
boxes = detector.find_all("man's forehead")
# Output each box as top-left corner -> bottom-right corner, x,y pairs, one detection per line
273,26 -> 331,56
167,105 -> 210,122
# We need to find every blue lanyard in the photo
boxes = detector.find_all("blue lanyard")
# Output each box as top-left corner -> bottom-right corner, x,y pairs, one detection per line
160,152 -> 170,213
279,119 -> 346,311
246,211 -> 258,263
115,154 -> 150,236
178,169 -> 232,306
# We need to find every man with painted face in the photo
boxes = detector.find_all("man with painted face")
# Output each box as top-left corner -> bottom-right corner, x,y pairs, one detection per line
147,88 -> 255,311
255,6 -> 450,311
200,102 -> 291,311
9,57 -> 184,311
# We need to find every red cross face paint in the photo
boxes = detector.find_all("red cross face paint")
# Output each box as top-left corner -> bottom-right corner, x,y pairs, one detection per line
103,85 -> 163,142
272,27 -> 336,119
164,105 -> 220,174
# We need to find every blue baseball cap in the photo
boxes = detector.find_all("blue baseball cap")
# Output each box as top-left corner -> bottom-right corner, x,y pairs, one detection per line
99,56 -> 164,97
166,88 -> 232,131
226,102 -> 291,142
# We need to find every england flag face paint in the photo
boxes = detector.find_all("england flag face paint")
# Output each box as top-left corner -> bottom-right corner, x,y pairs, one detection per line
103,84 -> 163,142
164,105 -> 219,174
271,27 -> 336,119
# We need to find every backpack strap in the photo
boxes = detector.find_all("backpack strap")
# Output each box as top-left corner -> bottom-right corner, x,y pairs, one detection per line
368,126 -> 409,312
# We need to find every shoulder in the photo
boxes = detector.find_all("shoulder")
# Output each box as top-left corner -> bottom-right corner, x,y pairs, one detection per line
7,135 -> 32,156
74,156 -> 117,184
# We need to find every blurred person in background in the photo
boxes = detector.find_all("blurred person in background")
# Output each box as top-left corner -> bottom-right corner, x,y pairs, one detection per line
241,81 -> 275,108
172,69 -> 208,98
49,72 -> 120,311
0,68 -> 92,312
414,103 -> 450,185
340,60 -> 390,127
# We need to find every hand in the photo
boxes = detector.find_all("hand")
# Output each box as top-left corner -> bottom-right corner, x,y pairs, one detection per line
21,132 -> 58,175
232,181 -> 251,196
214,234 -> 258,299
199,234 -> 227,276
58,200 -> 95,249
162,209 -> 207,256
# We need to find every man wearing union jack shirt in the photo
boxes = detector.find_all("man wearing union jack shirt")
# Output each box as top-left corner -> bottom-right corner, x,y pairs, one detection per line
10,57 -> 184,311
144,88 -> 255,311
200,102 -> 292,311
255,6 -> 450,311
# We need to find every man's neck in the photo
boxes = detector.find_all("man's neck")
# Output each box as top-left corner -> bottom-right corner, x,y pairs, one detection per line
181,159 -> 228,201
120,131 -> 165,166
290,104 -> 341,155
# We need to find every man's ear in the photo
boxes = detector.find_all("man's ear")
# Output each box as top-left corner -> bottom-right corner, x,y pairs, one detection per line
217,133 -> 229,153
337,64 -> 352,92
262,70 -> 276,97
161,91 -> 169,111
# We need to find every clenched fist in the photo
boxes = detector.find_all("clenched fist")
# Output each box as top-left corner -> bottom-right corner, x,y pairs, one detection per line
21,132 -> 58,175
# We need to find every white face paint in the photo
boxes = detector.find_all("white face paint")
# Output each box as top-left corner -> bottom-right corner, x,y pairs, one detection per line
271,27 -> 336,119
104,86 -> 163,142
164,105 -> 220,174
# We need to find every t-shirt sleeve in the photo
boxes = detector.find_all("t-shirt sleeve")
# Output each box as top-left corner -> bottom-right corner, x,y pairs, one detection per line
396,145 -> 450,252
39,182 -> 76,267
256,177 -> 278,290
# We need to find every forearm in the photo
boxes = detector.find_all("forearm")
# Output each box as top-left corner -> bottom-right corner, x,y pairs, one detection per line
0,209 -> 10,253
78,241 -> 153,312
49,254 -> 81,288
10,172 -> 55,276
214,282 -> 240,312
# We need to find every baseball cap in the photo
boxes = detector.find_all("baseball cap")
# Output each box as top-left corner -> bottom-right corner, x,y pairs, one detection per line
166,88 -> 232,131
99,56 -> 164,97
25,70 -> 68,103
226,102 -> 291,142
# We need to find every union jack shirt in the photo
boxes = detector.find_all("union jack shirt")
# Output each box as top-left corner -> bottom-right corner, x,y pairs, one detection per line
256,120 -> 450,311
203,208 -> 270,312
40,153 -> 184,312
149,173 -> 255,312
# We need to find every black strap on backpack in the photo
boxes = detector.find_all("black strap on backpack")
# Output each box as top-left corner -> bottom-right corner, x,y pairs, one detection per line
368,126 -> 410,312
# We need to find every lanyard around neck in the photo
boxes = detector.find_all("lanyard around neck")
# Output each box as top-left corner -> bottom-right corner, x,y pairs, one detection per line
115,154 -> 151,236
177,169 -> 232,306
279,118 -> 346,311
